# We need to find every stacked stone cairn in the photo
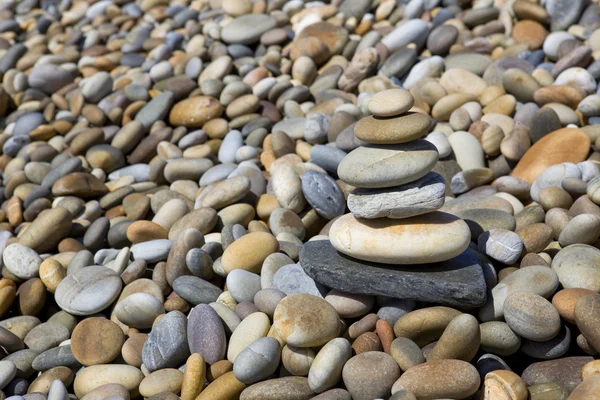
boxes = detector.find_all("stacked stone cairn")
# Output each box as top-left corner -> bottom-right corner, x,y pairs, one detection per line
300,88 -> 487,308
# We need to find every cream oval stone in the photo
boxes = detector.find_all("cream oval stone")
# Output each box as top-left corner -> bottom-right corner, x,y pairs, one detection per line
367,88 -> 414,117
73,365 -> 144,398
227,312 -> 270,362
329,212 -> 471,264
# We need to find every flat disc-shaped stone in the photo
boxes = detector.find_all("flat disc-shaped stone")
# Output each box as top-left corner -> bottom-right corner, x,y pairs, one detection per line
299,240 -> 487,308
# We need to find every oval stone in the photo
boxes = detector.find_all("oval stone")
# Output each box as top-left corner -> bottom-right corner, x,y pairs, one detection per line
273,294 -> 340,348
55,266 -> 122,316
329,212 -> 471,264
337,141 -> 438,189
392,360 -> 480,399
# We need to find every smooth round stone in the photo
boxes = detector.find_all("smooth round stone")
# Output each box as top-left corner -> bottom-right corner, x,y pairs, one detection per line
510,128 -> 590,184
381,19 -> 429,53
354,113 -> 432,144
448,131 -> 486,170
480,321 -> 522,356
424,132 -> 452,158
2,244 -> 42,280
0,360 -> 17,390
55,266 -> 122,316
226,270 -> 261,303
347,171 -> 445,219
73,365 -> 143,398
342,352 -> 400,400
281,345 -> 315,376
227,312 -> 270,362
139,369 -> 183,398
221,232 -> 279,274
329,212 -> 470,265
367,89 -> 414,117
427,24 -> 458,55
71,318 -> 125,366
477,229 -> 524,264
308,338 -> 352,393
254,289 -> 285,318
82,72 -> 112,103
188,304 -> 226,365
393,307 -> 461,347
172,276 -> 222,305
221,14 -> 277,45
131,240 -> 173,263
233,337 -> 280,384
169,96 -> 223,128
392,360 -> 480,399
484,264 -> 558,318
269,208 -> 305,240
142,311 -> 190,372
553,288 -> 596,324
274,294 -> 339,348
324,291 -> 373,319
23,321 -> 69,353
552,244 -> 600,291
504,292 -> 561,341
238,376 -> 313,400
301,171 -> 345,220
309,145 -> 347,175
28,65 -> 73,95
389,337 -> 424,372
114,293 -> 164,329
337,141 -> 438,189
558,213 -> 600,246
427,313 -> 480,362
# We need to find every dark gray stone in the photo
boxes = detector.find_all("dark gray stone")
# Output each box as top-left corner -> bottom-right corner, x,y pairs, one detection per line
142,311 -> 190,371
172,275 -> 223,305
529,107 -> 562,143
299,241 -> 487,308
521,325 -> 571,360
187,304 -> 226,365
301,171 -> 345,220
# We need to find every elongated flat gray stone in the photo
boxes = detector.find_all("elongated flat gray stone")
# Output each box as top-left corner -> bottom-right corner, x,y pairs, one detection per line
347,171 -> 445,219
299,241 -> 487,307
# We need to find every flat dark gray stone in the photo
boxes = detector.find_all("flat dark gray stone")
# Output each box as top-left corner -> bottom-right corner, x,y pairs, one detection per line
299,240 -> 487,308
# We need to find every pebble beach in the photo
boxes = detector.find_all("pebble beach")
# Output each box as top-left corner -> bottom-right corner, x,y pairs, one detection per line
1,0 -> 600,399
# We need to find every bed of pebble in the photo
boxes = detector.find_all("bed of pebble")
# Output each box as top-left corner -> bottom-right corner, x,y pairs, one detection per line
2,0 -> 600,399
